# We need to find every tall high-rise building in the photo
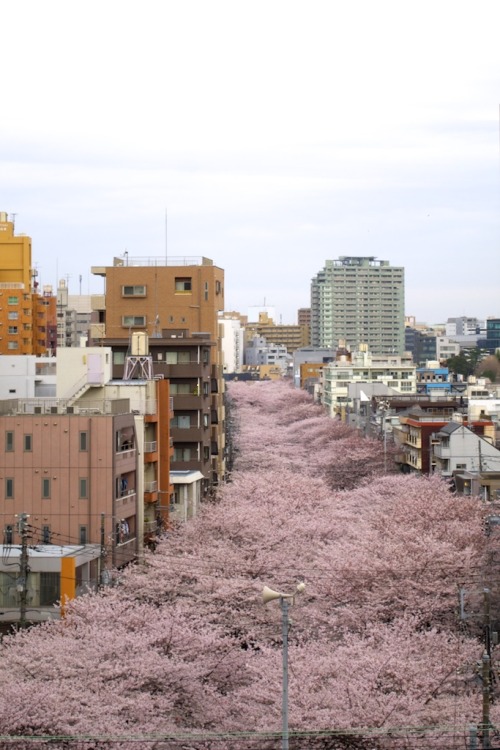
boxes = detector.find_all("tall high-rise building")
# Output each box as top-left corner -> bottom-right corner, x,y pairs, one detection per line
311,256 -> 405,354
0,212 -> 56,355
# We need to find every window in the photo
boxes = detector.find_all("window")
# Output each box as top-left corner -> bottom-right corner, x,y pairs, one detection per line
5,478 -> 14,499
122,285 -> 146,297
113,351 -> 125,365
173,447 -> 191,461
175,277 -> 192,293
121,315 -> 146,327
166,351 -> 191,365
204,282 -> 209,301
203,446 -> 210,461
42,526 -> 51,544
7,342 -> 18,350
40,572 -> 60,606
24,434 -> 32,452
8,326 -> 18,334
4,525 -> 13,545
177,416 -> 190,429
5,431 -> 14,452
79,478 -> 88,499
79,526 -> 88,544
203,413 -> 209,428
79,431 -> 88,451
7,296 -> 18,305
7,311 -> 18,320
169,383 -> 191,395
42,478 -> 51,499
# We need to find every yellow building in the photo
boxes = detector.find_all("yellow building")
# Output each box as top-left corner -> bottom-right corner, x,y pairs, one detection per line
0,213 -> 56,355
245,312 -> 309,353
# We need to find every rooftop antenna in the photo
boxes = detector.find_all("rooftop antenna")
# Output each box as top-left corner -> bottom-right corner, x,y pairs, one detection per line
79,274 -> 82,295
165,207 -> 168,265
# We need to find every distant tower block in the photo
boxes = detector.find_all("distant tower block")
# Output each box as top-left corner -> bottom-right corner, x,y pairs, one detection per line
123,332 -> 153,380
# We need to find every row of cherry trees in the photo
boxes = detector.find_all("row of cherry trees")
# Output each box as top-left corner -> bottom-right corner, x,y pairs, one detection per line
0,380 -> 495,749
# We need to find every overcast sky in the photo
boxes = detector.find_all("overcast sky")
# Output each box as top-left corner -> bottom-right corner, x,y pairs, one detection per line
1,0 -> 499,325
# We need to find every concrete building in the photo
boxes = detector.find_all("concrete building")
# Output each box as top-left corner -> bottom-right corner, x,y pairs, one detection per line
404,326 -> 437,365
102,331 -> 219,493
321,343 -> 416,418
90,256 -> 226,489
416,362 -> 452,394
479,318 -> 500,354
219,315 -> 244,374
170,470 -> 204,523
56,279 -> 92,347
244,312 -> 309,354
292,346 -> 335,388
311,256 -> 405,354
244,335 -> 291,374
0,543 -> 102,625
0,398 -> 139,568
435,337 -> 460,363
446,317 -> 485,337
0,213 -> 56,356
0,356 -> 56,398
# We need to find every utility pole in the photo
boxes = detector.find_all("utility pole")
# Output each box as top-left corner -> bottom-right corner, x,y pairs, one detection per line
481,588 -> 492,749
16,513 -> 30,629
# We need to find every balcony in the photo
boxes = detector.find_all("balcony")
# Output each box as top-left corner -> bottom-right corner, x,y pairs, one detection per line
90,322 -> 106,339
115,490 -> 137,514
91,294 -> 106,312
172,394 -> 203,410
144,479 -> 158,502
171,426 -> 203,443
144,441 -> 158,463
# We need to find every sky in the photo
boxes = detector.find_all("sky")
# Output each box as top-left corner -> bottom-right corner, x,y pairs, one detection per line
1,0 -> 500,325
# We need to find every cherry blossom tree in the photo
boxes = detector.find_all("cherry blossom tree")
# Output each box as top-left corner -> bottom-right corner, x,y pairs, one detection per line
0,379 -> 494,749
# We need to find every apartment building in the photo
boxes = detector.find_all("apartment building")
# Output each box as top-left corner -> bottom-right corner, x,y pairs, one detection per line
57,344 -> 174,540
321,343 -> 416,418
56,279 -> 92,347
90,256 -> 226,490
0,213 -> 56,355
0,400 -> 139,568
244,312 -> 309,354
311,256 -> 405,354
219,315 -> 244,374
103,331 -> 217,493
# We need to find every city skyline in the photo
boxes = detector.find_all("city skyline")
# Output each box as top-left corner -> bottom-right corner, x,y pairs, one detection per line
1,1 -> 500,325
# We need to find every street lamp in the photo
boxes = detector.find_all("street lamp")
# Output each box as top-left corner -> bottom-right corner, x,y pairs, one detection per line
379,400 -> 390,473
262,582 -> 306,750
